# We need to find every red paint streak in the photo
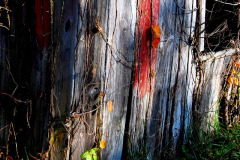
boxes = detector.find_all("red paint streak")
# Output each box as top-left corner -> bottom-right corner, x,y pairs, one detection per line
134,0 -> 160,97
35,0 -> 50,49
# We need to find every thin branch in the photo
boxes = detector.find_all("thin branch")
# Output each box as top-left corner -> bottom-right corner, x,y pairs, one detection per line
7,123 -> 19,159
5,55 -> 18,95
0,125 -> 8,132
71,104 -> 102,117
96,22 -> 132,68
0,23 -> 9,30
0,92 -> 30,104
0,6 -> 12,12
206,20 -> 227,38
214,0 -> 240,6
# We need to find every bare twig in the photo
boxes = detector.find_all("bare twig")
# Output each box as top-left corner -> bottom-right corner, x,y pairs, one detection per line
96,22 -> 132,68
0,23 -> 9,30
28,153 -> 39,160
26,100 -> 32,128
214,0 -> 240,6
7,123 -> 19,159
0,92 -> 29,104
0,6 -> 11,12
5,55 -> 18,95
71,104 -> 102,117
0,125 -> 8,132
207,20 -> 227,38
0,91 -> 32,128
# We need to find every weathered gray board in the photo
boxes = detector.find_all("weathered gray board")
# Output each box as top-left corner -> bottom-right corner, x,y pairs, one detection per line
128,0 -> 198,157
0,0 -> 238,159
65,0 -> 136,159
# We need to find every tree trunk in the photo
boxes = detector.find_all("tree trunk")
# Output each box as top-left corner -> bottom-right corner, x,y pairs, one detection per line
0,0 -> 239,159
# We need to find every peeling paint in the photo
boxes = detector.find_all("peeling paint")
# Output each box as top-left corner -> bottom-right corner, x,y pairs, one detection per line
134,0 -> 160,97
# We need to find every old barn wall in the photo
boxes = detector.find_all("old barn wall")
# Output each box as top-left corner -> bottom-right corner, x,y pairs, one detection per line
0,0 -> 238,159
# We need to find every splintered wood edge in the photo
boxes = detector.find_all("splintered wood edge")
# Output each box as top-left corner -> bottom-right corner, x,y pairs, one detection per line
199,48 -> 239,62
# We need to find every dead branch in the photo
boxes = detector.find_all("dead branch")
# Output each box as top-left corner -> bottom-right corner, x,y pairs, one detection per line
7,123 -> 19,159
0,92 -> 30,104
5,55 -> 18,95
214,0 -> 240,6
0,125 -> 8,132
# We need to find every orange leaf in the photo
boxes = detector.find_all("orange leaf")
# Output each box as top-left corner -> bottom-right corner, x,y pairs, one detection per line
235,60 -> 240,68
99,91 -> 104,98
100,140 -> 106,149
233,77 -> 239,86
151,25 -> 161,38
92,68 -> 97,78
152,38 -> 160,48
107,101 -> 113,113
74,113 -> 79,118
227,76 -> 233,84
40,92 -> 43,98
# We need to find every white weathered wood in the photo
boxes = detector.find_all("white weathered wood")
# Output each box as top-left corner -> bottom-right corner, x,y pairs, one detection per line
199,0 -> 206,52
199,49 -> 238,62
199,53 -> 232,131
101,0 -> 136,159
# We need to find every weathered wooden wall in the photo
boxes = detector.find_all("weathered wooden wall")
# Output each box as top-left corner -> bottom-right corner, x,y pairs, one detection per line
141,0 -> 197,156
0,0 -> 238,159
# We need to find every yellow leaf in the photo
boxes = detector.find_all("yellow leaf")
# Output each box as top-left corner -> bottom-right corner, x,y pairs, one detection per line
50,137 -> 55,144
227,76 -> 233,84
233,77 -> 238,86
100,140 -> 106,149
151,25 -> 161,38
107,101 -> 113,113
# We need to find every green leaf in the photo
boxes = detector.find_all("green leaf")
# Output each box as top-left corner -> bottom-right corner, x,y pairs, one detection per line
81,148 -> 99,160
93,154 -> 97,160
81,148 -> 91,158
90,148 -> 98,160
90,148 -> 99,153
85,155 -> 93,160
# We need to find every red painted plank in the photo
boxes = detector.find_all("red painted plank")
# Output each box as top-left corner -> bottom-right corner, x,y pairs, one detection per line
134,0 -> 160,97
35,0 -> 50,49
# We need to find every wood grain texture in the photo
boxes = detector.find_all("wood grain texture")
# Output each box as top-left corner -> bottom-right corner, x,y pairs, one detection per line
0,0 -> 238,159
128,0 -> 198,157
